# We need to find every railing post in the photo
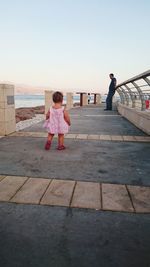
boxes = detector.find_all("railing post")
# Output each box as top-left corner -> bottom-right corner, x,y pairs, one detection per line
66,93 -> 73,110
116,89 -> 121,102
0,84 -> 16,136
132,82 -> 146,110
124,84 -> 136,108
117,88 -> 125,104
120,86 -> 130,106
45,90 -> 53,114
143,77 -> 150,86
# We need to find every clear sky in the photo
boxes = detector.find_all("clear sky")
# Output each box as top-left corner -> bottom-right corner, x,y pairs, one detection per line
0,0 -> 149,92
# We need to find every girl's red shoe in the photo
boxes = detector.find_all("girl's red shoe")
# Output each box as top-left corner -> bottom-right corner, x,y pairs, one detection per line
45,141 -> 51,150
57,145 -> 66,150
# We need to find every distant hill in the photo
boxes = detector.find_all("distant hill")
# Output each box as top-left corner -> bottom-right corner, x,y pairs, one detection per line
14,84 -> 96,95
15,84 -> 50,95
1,81 -> 105,94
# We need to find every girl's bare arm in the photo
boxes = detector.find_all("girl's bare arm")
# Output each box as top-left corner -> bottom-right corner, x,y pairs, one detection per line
64,110 -> 71,126
46,110 -> 50,120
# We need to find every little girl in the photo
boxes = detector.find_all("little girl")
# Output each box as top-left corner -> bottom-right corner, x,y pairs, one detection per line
44,91 -> 71,150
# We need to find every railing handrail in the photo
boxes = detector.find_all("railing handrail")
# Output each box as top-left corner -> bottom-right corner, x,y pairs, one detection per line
116,70 -> 150,88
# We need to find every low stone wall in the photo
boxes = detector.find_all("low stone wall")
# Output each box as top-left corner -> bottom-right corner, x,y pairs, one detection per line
117,103 -> 150,135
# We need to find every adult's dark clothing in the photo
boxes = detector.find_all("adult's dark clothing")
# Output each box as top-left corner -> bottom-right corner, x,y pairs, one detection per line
106,77 -> 116,110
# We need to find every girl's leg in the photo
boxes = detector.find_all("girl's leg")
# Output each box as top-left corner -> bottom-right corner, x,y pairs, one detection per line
58,134 -> 65,150
58,134 -> 64,146
45,133 -> 54,150
47,133 -> 54,142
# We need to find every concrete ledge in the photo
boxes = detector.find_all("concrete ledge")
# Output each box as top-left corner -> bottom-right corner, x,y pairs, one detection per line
117,103 -> 150,135
9,131 -> 150,142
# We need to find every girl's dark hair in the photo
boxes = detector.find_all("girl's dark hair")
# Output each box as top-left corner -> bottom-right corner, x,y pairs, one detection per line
53,91 -> 63,103
110,73 -> 114,77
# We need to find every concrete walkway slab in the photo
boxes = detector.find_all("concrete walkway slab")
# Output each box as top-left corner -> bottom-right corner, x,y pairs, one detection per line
102,184 -> 134,212
71,181 -> 101,210
41,179 -> 75,207
128,185 -> 150,213
11,178 -> 50,204
0,105 -> 149,267
0,176 -> 28,201
21,105 -> 147,136
0,203 -> 150,267
0,137 -> 149,186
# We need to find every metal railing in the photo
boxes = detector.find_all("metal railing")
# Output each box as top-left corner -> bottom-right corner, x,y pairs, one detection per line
116,70 -> 150,111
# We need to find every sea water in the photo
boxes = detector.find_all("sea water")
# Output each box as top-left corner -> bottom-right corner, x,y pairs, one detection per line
15,95 -> 81,108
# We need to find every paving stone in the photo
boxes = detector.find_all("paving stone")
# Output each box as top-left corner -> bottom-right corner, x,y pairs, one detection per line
143,137 -> 150,142
127,185 -> 150,213
100,135 -> 111,141
123,136 -> 136,141
71,181 -> 101,210
41,133 -> 48,138
111,135 -> 124,141
8,132 -> 16,136
134,136 -> 150,142
0,176 -> 28,201
18,132 -> 30,136
30,132 -> 47,138
65,134 -> 77,139
76,134 -> 88,139
9,132 -> 20,136
102,183 -> 134,212
0,175 -> 5,182
10,132 -> 29,137
41,179 -> 75,207
88,134 -> 100,140
11,178 -> 51,204
25,132 -> 35,137
17,132 -> 45,137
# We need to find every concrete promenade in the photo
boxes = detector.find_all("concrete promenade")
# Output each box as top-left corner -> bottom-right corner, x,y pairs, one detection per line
0,104 -> 150,267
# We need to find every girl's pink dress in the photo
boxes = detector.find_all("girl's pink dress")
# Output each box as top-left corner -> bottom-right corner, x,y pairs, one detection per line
43,106 -> 69,134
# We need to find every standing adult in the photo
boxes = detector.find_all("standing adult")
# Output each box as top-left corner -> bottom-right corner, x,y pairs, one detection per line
104,73 -> 117,110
